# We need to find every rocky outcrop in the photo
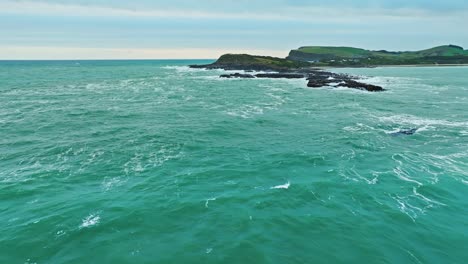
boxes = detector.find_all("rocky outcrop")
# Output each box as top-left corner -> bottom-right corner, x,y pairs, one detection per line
218,70 -> 384,92
220,73 -> 305,79
190,54 -> 312,72
192,54 -> 385,92
220,73 -> 255,78
305,72 -> 384,91
336,80 -> 384,92
255,73 -> 305,79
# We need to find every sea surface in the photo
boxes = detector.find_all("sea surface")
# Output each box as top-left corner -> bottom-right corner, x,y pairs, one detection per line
1,60 -> 467,264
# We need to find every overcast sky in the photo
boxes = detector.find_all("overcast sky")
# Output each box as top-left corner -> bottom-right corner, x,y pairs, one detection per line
1,0 -> 467,59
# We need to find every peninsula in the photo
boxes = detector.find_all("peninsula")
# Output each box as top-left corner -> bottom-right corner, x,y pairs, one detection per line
190,54 -> 384,92
190,44 -> 468,92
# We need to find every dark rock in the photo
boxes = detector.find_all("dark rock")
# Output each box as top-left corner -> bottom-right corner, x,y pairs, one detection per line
307,79 -> 332,88
220,73 -> 306,79
305,71 -> 384,91
336,80 -> 384,92
220,73 -> 255,78
189,64 -> 207,69
255,73 -> 305,79
390,128 -> 418,136
307,72 -> 351,88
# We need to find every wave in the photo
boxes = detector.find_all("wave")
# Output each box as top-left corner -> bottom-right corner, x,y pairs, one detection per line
79,213 -> 101,229
391,186 -> 446,222
377,114 -> 468,128
205,197 -> 217,208
101,176 -> 126,191
123,146 -> 183,175
270,181 -> 290,189
226,105 -> 265,119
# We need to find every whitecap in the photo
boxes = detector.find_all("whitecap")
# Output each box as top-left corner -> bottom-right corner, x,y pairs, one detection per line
226,105 -> 264,119
205,198 -> 216,208
161,65 -> 192,72
271,181 -> 290,189
55,230 -> 66,237
101,177 -> 126,191
412,187 -> 446,206
393,196 -> 417,222
80,213 -> 100,229
393,167 -> 423,186
378,114 -> 468,128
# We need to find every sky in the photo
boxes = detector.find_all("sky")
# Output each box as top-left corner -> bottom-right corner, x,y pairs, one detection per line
1,0 -> 467,59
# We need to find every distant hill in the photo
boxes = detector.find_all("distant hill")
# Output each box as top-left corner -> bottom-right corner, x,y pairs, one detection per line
190,54 -> 312,71
287,45 -> 468,66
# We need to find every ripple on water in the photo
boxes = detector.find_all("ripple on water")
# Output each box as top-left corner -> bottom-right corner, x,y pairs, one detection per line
2,62 -> 468,263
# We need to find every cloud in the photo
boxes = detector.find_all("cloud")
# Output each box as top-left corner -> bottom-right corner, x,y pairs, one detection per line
2,0 -> 467,21
7,0 -> 468,13
0,46 -> 288,59
1,0 -> 467,59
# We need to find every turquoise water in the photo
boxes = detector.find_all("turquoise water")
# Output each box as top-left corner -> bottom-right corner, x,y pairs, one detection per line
1,61 -> 467,263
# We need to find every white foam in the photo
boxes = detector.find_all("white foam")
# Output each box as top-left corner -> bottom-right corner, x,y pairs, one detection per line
161,65 -> 201,73
331,86 -> 376,93
205,198 -> 216,208
393,166 -> 423,186
412,187 -> 446,206
80,213 -> 100,229
384,128 -> 403,134
406,250 -> 423,264
393,196 -> 417,222
102,177 -> 125,191
378,114 -> 468,128
271,181 -> 290,189
56,230 -> 66,237
226,105 -> 264,119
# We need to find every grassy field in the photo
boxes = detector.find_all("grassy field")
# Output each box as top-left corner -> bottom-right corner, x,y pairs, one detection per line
215,54 -> 311,70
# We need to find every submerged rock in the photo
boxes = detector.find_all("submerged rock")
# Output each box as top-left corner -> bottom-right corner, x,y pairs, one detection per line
390,128 -> 418,136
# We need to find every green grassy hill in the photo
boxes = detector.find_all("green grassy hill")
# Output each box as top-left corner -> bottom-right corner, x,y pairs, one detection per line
201,54 -> 312,71
287,45 -> 468,66
216,54 -> 311,68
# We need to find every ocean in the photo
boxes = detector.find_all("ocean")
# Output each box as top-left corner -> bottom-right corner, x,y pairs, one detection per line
1,60 -> 467,263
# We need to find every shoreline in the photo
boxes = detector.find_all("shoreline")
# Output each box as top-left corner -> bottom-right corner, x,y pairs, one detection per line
318,64 -> 468,69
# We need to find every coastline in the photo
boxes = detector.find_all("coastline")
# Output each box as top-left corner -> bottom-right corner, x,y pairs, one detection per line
318,64 -> 468,69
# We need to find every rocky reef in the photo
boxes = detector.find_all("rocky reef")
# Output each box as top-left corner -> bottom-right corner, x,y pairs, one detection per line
190,54 -> 385,92
220,73 -> 305,79
305,71 -> 384,91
